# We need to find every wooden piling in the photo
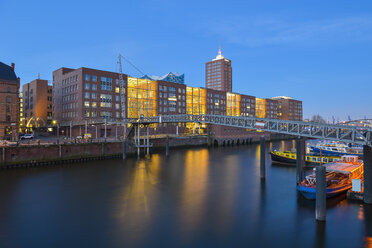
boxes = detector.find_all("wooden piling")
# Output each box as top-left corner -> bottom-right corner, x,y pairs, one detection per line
316,166 -> 326,221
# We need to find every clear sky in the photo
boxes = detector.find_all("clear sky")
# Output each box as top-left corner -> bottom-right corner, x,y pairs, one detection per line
1,0 -> 371,120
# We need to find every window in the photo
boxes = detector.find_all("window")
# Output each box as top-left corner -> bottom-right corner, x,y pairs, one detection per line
115,103 -> 120,110
6,96 -> 11,103
6,105 -> 10,112
84,92 -> 90,99
92,111 -> 97,117
84,101 -> 90,108
92,102 -> 97,108
100,111 -> 111,118
115,95 -> 120,101
116,112 -> 120,118
92,93 -> 97,99
85,111 -> 90,117
92,84 -> 97,90
7,87 -> 10,93
85,83 -> 90,90
100,94 -> 112,108
85,74 -> 90,81
115,87 -> 120,93
6,115 -> 11,122
92,75 -> 97,82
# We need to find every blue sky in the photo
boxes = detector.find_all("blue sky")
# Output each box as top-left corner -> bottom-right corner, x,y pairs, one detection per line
1,0 -> 372,120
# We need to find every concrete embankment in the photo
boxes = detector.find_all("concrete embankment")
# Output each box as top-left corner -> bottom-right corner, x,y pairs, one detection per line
0,133 -> 294,169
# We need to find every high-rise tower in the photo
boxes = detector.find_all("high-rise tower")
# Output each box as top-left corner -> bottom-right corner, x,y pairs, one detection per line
205,47 -> 232,92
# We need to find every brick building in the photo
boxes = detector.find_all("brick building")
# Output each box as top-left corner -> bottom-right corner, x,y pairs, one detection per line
0,62 -> 20,140
255,98 -> 279,119
23,79 -> 53,128
53,66 -> 301,138
205,48 -> 232,92
272,96 -> 303,121
53,67 -> 128,137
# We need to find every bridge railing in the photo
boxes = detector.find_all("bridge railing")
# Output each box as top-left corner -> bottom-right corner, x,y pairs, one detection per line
59,114 -> 372,145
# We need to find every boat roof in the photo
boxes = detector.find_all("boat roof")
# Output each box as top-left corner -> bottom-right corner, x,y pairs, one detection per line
326,162 -> 363,174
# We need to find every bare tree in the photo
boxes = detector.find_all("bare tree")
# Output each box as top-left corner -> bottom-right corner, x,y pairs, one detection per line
311,114 -> 327,123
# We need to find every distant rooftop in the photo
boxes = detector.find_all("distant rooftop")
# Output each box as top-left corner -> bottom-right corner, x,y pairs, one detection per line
271,96 -> 293,100
211,48 -> 230,62
0,62 -> 18,81
142,72 -> 184,84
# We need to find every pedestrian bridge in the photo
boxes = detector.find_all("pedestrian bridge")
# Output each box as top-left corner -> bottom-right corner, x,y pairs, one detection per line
123,114 -> 372,146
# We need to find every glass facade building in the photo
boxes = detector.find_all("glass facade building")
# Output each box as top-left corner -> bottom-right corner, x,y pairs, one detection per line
127,77 -> 157,118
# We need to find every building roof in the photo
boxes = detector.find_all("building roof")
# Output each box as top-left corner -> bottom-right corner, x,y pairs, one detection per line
271,96 -> 293,100
0,62 -> 17,81
211,48 -> 230,62
142,72 -> 184,84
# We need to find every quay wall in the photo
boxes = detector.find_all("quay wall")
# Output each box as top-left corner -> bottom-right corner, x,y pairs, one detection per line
0,133 -> 294,169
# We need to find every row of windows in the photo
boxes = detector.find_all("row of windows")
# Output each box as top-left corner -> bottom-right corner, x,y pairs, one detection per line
63,84 -> 78,94
63,102 -> 78,110
62,75 -> 78,86
84,74 -> 98,82
63,94 -> 78,102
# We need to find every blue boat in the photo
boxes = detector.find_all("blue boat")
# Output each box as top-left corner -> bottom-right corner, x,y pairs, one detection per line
309,143 -> 363,157
297,156 -> 364,199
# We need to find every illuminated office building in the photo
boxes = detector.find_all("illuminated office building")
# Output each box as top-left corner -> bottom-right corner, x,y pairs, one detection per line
53,66 -> 301,136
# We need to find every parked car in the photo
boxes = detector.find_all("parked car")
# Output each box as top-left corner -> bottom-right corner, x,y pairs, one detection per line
20,134 -> 34,140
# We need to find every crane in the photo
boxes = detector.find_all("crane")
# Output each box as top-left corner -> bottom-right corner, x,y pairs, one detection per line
118,54 -> 126,138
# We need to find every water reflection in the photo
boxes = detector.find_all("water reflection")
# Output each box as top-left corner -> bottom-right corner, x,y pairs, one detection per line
315,221 -> 326,248
178,149 -> 209,238
0,141 -> 369,247
364,204 -> 372,248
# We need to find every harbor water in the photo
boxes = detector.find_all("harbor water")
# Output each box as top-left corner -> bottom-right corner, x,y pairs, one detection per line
0,140 -> 370,248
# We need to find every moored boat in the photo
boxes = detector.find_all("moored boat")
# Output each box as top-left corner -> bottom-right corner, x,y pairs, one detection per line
270,150 -> 340,166
297,156 -> 363,199
310,142 -> 363,157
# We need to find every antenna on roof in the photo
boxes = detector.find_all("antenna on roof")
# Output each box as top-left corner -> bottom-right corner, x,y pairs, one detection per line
37,73 -> 40,79
218,40 -> 222,55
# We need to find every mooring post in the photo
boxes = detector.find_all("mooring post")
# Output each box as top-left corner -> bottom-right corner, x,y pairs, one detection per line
260,135 -> 266,180
296,137 -> 306,184
137,124 -> 140,158
364,145 -> 372,204
316,165 -> 326,221
146,125 -> 150,156
59,144 -> 62,159
166,136 -> 169,157
122,140 -> 127,160
2,147 -> 5,164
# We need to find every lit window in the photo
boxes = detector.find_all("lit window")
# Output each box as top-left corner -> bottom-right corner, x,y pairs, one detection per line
84,101 -> 90,107
92,102 -> 97,108
115,87 -> 120,93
